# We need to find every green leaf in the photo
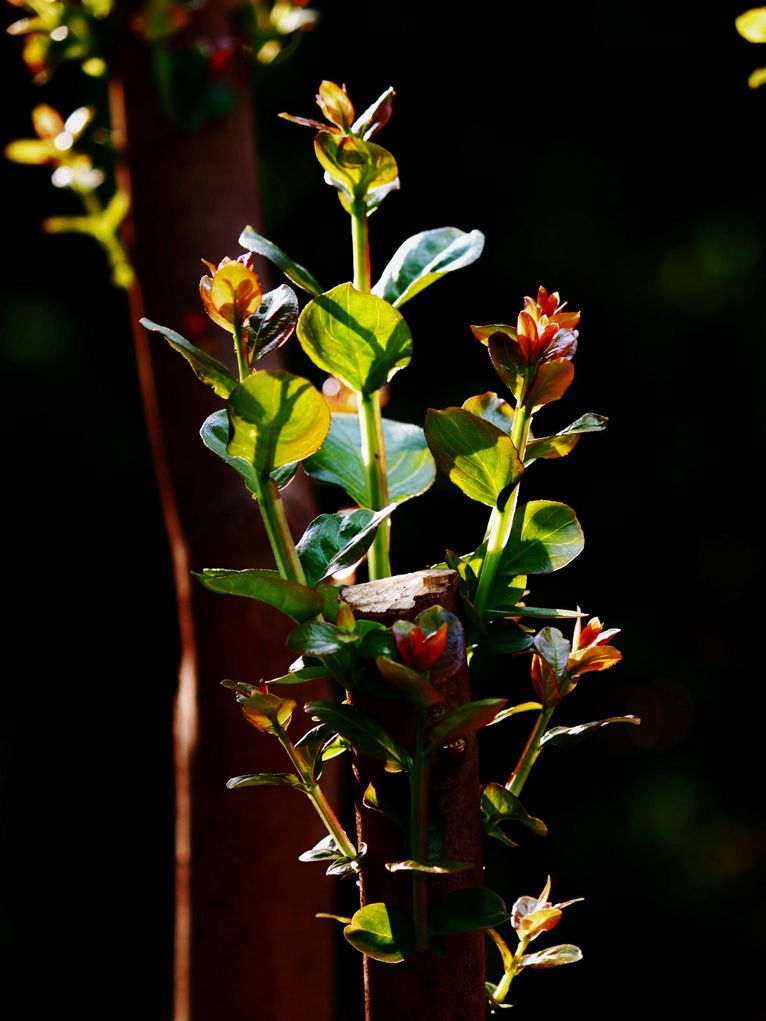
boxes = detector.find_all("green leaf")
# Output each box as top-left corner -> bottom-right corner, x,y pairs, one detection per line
297,284 -> 412,396
141,318 -> 236,398
315,132 -> 398,202
483,606 -> 584,621
375,657 -> 443,706
497,500 -> 584,579
200,410 -> 298,494
485,702 -> 543,726
351,85 -> 395,139
287,621 -> 360,657
226,772 -> 304,790
295,724 -> 335,780
518,944 -> 583,970
424,408 -> 524,507
540,715 -> 640,747
196,568 -> 323,622
461,392 -> 515,435
525,413 -> 608,464
239,226 -> 323,296
429,888 -> 509,935
385,859 -> 472,874
481,783 -> 548,845
372,227 -> 485,308
296,505 -> 396,587
299,834 -> 342,862
227,370 -> 330,474
264,664 -> 329,685
304,413 -> 435,505
243,284 -> 299,364
305,700 -> 412,771
534,627 -> 572,678
343,903 -> 414,963
427,698 -> 508,752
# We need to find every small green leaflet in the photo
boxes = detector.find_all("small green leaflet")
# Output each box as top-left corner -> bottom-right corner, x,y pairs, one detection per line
141,318 -> 236,398
239,226 -> 323,296
343,903 -> 414,963
372,227 -> 485,308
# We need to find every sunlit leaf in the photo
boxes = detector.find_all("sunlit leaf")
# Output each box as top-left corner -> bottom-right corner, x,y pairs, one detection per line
736,8 -> 766,42
427,698 -> 508,752
141,318 -> 236,398
226,772 -> 304,790
304,413 -> 435,505
5,138 -> 53,164
196,568 -> 323,622
227,370 -> 330,474
385,859 -> 471,874
425,408 -> 524,507
315,131 -> 398,202
462,392 -> 515,435
518,944 -> 583,970
240,690 -> 296,733
299,834 -> 343,862
305,700 -> 412,771
429,888 -> 509,935
239,225 -> 323,296
297,283 -> 412,396
200,410 -> 298,493
525,359 -> 574,409
525,413 -> 608,463
534,627 -> 571,679
496,500 -> 584,580
541,715 -> 640,747
243,284 -> 299,364
351,85 -> 395,139
316,80 -> 355,130
485,702 -> 542,726
296,505 -> 396,586
372,227 -> 485,308
749,65 -> 766,87
488,332 -> 525,401
203,260 -> 262,331
343,903 -> 414,963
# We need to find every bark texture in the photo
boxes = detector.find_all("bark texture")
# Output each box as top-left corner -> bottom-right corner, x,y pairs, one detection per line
111,5 -> 335,1018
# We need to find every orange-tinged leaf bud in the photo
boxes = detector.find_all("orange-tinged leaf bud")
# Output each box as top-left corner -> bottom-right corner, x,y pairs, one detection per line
200,256 -> 262,333
316,80 -> 355,131
32,104 -> 65,139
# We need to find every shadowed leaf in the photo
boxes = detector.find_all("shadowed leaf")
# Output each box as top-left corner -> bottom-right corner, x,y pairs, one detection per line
429,888 -> 509,934
239,226 -> 322,295
196,568 -> 323,622
141,318 -> 237,397
304,413 -> 435,505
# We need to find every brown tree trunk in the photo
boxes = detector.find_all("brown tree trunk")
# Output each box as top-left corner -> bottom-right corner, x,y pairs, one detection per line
110,6 -> 336,1019
343,570 -> 487,1021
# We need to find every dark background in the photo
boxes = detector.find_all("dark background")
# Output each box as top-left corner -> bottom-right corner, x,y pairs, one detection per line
2,1 -> 764,1017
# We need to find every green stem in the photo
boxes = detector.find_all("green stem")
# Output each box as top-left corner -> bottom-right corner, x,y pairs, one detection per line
277,727 -> 357,860
360,390 -> 391,578
506,706 -> 555,795
473,401 -> 532,616
410,706 -> 429,951
233,322 -> 248,382
252,474 -> 307,584
488,928 -> 529,1005
350,196 -> 391,578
